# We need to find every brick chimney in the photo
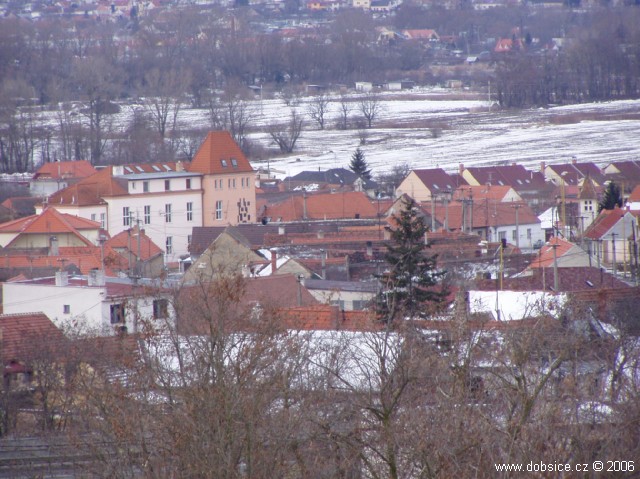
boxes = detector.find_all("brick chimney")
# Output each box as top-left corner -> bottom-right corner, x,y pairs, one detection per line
459,163 -> 465,175
270,249 -> 277,275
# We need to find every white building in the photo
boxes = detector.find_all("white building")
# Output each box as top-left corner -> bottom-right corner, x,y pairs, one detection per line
2,271 -> 173,336
41,163 -> 203,265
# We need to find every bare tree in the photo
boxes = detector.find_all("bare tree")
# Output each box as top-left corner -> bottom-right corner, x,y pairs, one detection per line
269,109 -> 304,153
358,92 -> 383,129
207,86 -> 257,153
306,93 -> 331,130
337,94 -> 352,130
143,67 -> 191,140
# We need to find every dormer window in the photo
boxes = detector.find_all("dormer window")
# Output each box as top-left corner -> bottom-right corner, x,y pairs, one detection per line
221,159 -> 228,167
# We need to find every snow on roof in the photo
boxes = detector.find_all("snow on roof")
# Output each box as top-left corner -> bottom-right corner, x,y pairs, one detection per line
468,290 -> 567,321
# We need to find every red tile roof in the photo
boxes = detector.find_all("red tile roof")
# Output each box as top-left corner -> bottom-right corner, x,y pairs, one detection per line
583,206 -> 627,240
46,167 -> 127,205
425,200 -> 539,230
265,191 -> 378,222
452,184 -> 517,202
280,305 -> 379,331
0,312 -> 66,364
464,164 -> 546,190
189,131 -> 253,175
106,227 -> 163,261
0,246 -> 128,276
33,160 -> 96,180
0,207 -> 98,247
528,236 -> 575,268
629,185 -> 640,202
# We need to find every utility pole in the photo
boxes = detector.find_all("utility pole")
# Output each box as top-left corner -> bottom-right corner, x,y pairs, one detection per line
512,203 -> 520,250
551,242 -> 559,291
611,233 -> 618,277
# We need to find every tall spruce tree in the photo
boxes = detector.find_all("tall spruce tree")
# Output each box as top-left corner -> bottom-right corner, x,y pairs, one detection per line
598,181 -> 623,212
377,197 -> 447,323
349,147 -> 371,180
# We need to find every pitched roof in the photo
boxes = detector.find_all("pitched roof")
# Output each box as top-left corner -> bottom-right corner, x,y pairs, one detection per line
605,160 -> 640,183
463,164 -> 547,190
629,185 -> 640,202
0,312 -> 66,364
286,168 -> 359,185
46,167 -> 127,205
528,236 -> 577,268
578,176 -> 600,200
426,201 -> 539,230
33,160 -> 96,180
411,168 -> 457,192
190,220 -> 379,255
583,206 -> 627,240
106,227 -> 163,261
452,184 -> 518,202
189,131 -> 253,175
265,191 -> 378,222
546,162 -> 605,186
0,207 -> 99,247
280,305 -> 377,331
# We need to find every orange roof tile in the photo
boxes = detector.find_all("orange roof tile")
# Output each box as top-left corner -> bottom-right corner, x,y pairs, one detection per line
33,160 -> 96,180
452,185 -> 517,202
266,191 -> 378,222
584,206 -> 627,240
189,131 -> 253,175
46,167 -> 127,205
107,227 -> 163,261
528,236 -> 575,268
0,312 -> 66,364
0,207 -> 98,247
280,305 -> 379,331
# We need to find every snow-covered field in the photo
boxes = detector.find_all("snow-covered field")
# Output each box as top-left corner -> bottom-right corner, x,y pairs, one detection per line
34,88 -> 640,180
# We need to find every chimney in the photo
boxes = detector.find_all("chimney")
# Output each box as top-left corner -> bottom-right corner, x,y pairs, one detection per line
88,268 -> 105,286
321,250 -> 327,279
49,236 -> 59,256
317,231 -> 325,239
176,160 -> 184,172
270,249 -> 277,275
112,165 -> 124,176
302,191 -> 308,220
540,161 -> 546,172
278,225 -> 285,236
55,271 -> 68,287
572,157 -> 577,165
459,163 -> 464,175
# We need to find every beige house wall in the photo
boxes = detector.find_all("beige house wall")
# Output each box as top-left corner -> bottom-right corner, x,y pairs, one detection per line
396,172 -> 433,201
201,173 -> 256,226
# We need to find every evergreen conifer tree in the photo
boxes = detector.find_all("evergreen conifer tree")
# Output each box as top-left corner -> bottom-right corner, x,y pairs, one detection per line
349,147 -> 371,180
377,197 -> 447,323
598,181 -> 623,212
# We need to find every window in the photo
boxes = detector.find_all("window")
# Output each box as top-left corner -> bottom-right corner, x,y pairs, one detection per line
143,181 -> 149,193
123,207 -> 131,226
498,231 -> 506,241
91,213 -> 96,222
221,159 -> 228,167
512,230 -> 517,240
187,202 -> 193,221
144,205 -> 151,224
164,179 -> 171,191
186,178 -> 191,189
231,158 -> 238,167
215,200 -> 223,220
153,299 -> 168,319
166,236 -> 173,254
165,204 -> 172,223
110,303 -> 125,324
131,181 -> 136,190
63,304 -> 71,314
100,213 -> 105,229
187,234 -> 192,247
527,228 -> 532,239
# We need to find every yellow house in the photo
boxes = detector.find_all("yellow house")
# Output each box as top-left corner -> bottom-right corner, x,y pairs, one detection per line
189,132 -> 256,226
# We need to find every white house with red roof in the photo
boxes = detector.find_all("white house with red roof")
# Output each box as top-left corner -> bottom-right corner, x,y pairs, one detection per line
40,162 -> 203,266
30,160 -> 97,197
583,206 -> 639,272
395,168 -> 458,202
